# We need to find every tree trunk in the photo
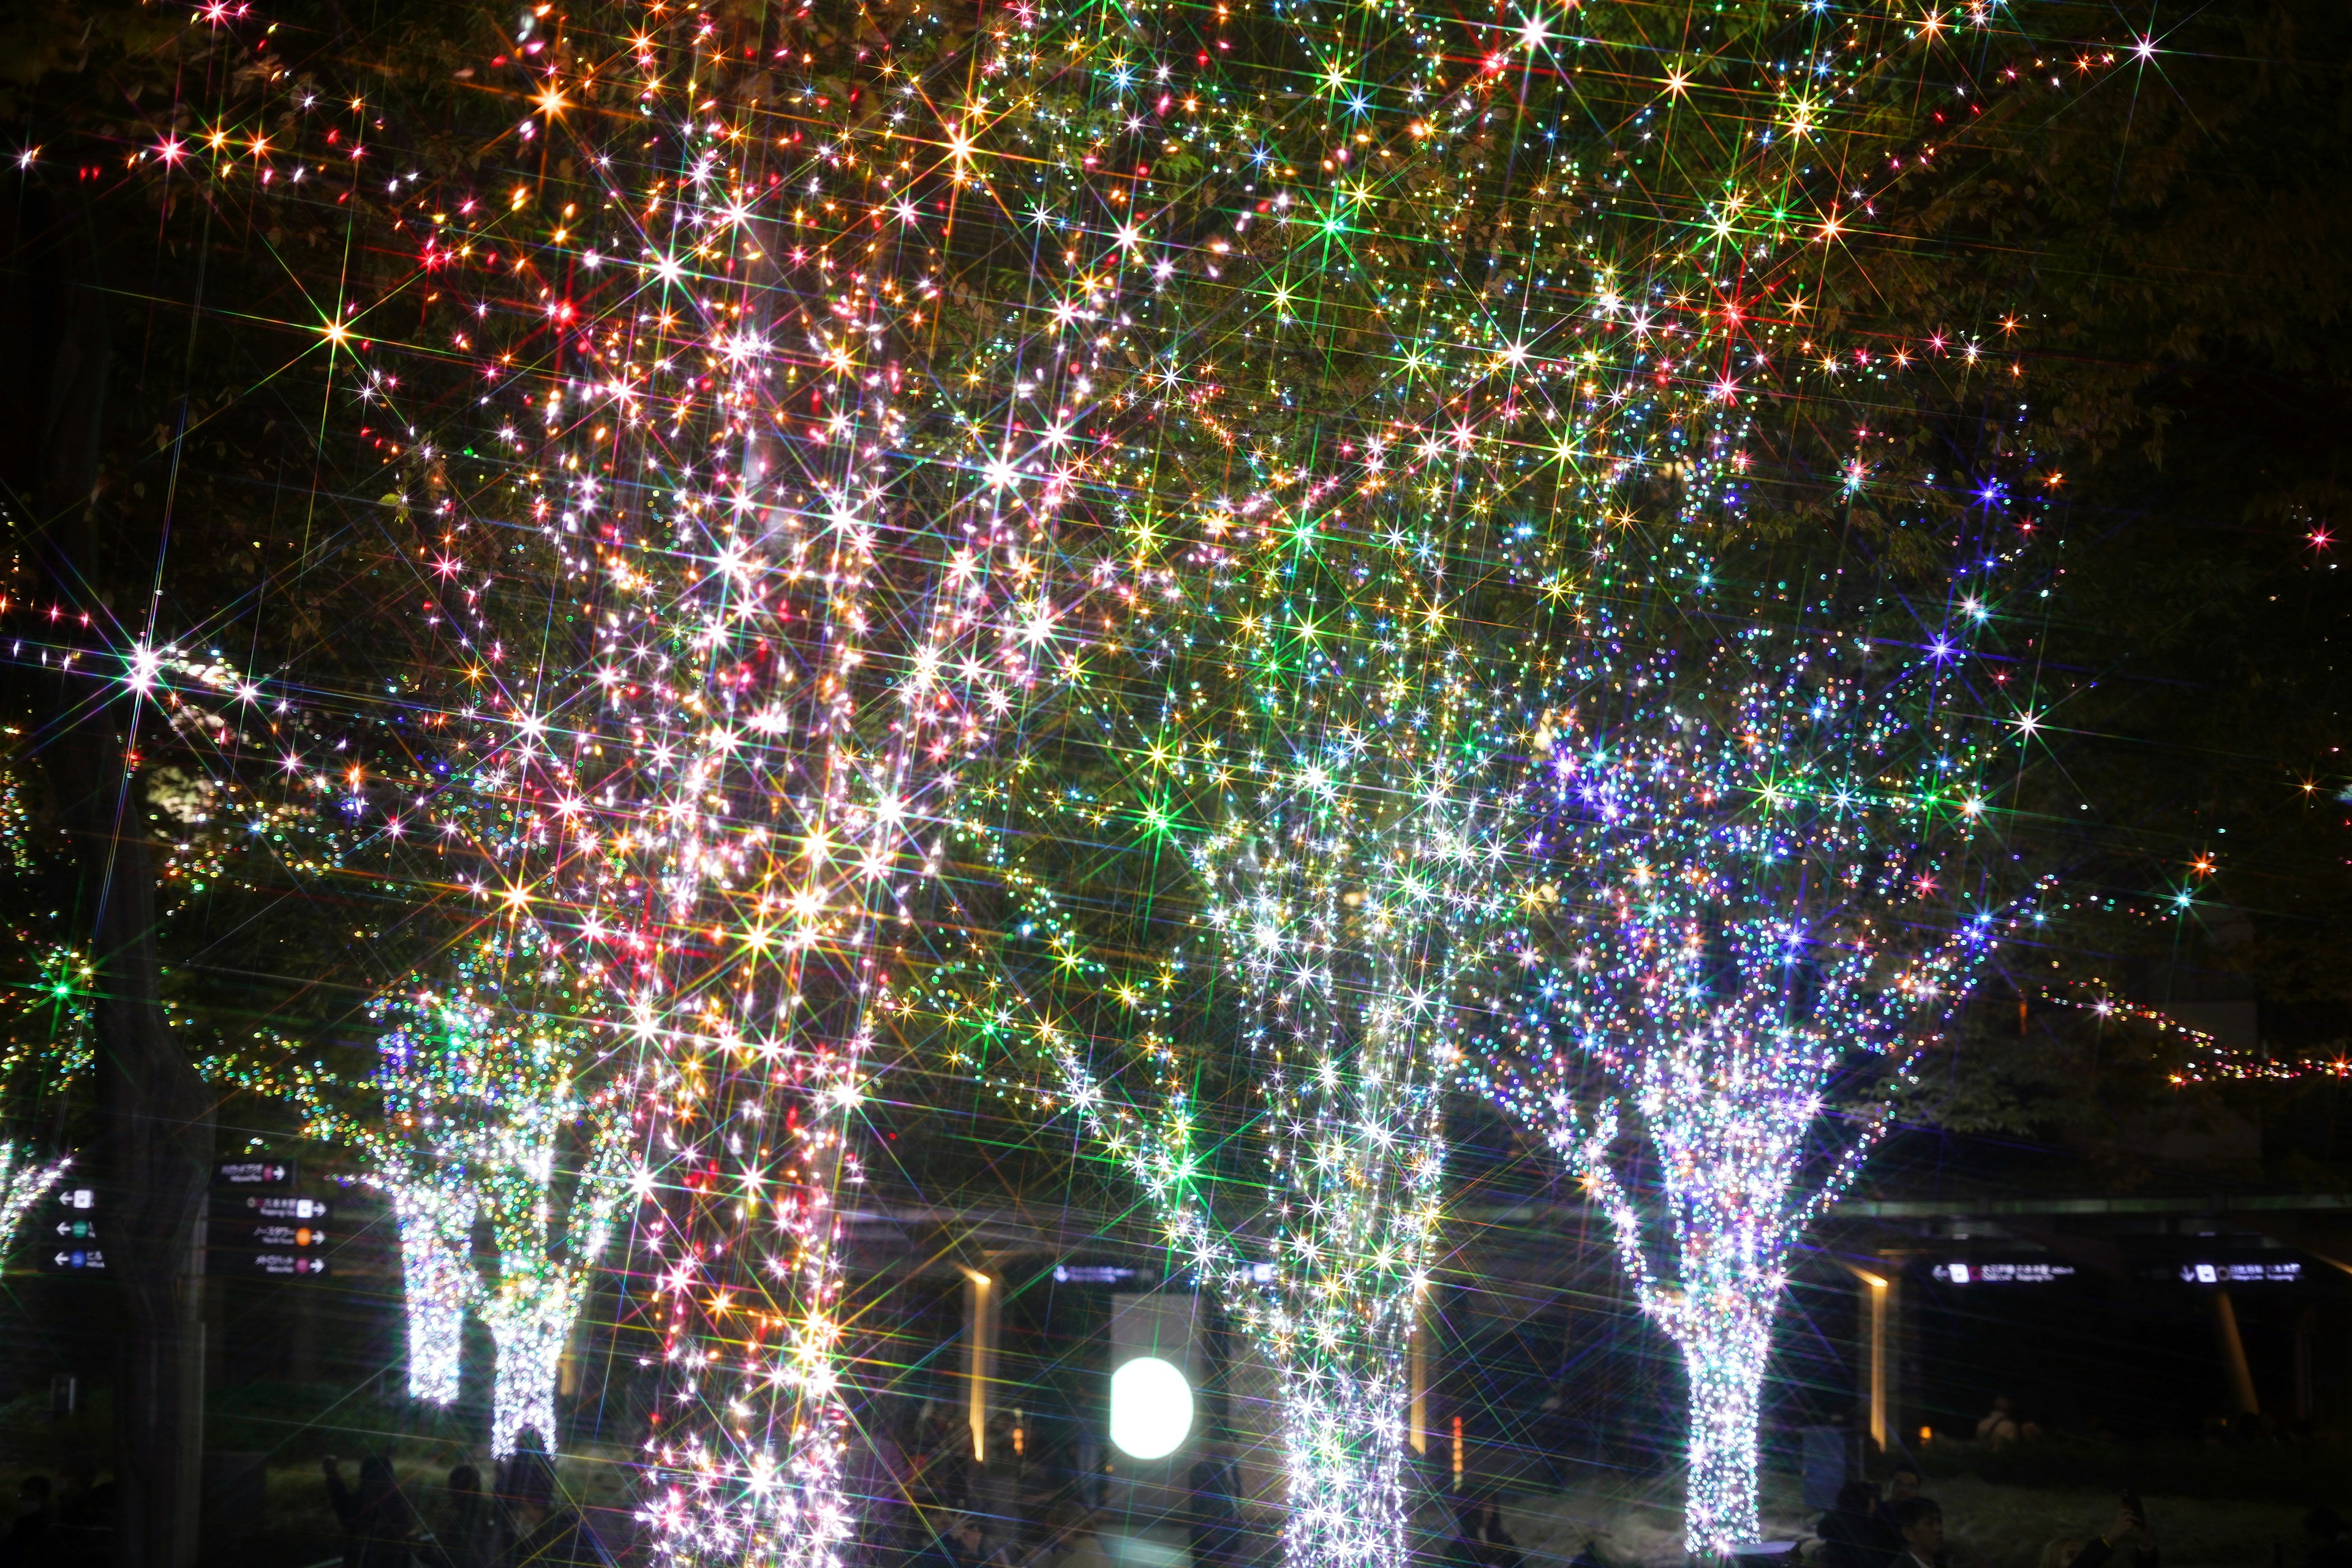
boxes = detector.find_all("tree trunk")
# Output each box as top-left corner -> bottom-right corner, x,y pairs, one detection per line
49,712 -> 214,1568
1673,1290 -> 1777,1558
7,191 -> 214,1568
486,1289 -> 575,1457
1276,1364 -> 1412,1568
760,1171 -> 859,1568
390,1191 -> 476,1404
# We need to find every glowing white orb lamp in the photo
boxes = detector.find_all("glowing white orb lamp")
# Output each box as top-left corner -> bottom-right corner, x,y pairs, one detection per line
1108,1354 -> 1193,1460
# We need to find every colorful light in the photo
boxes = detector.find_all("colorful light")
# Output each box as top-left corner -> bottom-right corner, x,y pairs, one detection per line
1470,615 -> 2043,1553
0,1142 -> 71,1253
228,937 -> 633,1452
0,942 -> 90,1262
61,0 -> 2136,1556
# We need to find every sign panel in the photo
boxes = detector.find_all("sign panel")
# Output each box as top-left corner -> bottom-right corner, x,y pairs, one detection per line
1053,1264 -> 1142,1286
216,1221 -> 328,1250
1934,1255 -> 2308,1287
221,1250 -> 328,1278
213,1193 -> 331,1223
1933,1260 -> 2076,1286
2180,1259 -> 2302,1285
213,1159 -> 295,1188
36,1189 -> 104,1271
29,1181 -> 328,1278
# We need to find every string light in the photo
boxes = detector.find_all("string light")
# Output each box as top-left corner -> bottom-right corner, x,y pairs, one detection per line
1469,612 -> 2043,1554
0,943 -> 90,1259
224,937 -> 631,1452
0,1143 -> 70,1250
69,0 -> 2132,1554
2032,985 -> 2352,1086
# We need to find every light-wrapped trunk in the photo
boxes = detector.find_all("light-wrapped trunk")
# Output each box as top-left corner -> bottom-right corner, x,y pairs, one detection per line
390,1190 -> 475,1406
1277,1366 -> 1412,1568
485,1283 -> 573,1457
1667,1272 -> 1782,1556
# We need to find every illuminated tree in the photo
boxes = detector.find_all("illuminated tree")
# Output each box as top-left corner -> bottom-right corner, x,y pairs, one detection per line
374,960 -> 635,1455
893,0 -> 2114,1559
230,938 -> 633,1452
0,1140 -> 70,1250
435,9 -> 1041,1555
0,941 -> 83,1263
0,943 -> 89,1255
923,459 -> 1519,1568
1468,605 -> 2041,1552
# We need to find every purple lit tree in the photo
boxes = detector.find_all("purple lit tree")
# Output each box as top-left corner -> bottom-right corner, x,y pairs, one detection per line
1469,607 -> 2041,1553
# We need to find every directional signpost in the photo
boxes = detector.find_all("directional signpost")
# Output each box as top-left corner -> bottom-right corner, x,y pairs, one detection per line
33,1164 -> 332,1277
225,1250 -> 328,1278
39,1186 -> 105,1273
213,1158 -> 295,1188
209,1157 -> 328,1278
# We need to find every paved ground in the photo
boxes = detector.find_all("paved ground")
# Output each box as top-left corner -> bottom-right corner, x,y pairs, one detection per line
1498,1472 -> 2311,1568
1056,1473 -> 2315,1568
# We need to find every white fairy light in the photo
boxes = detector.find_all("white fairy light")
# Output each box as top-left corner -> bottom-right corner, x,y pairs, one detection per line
1471,620 -> 2037,1554
946,493 -> 1512,1568
0,1142 -> 70,1249
386,1185 -> 477,1406
230,938 -> 632,1450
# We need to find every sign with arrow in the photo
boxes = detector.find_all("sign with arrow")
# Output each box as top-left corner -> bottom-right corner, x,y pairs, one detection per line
225,1193 -> 330,1223
213,1158 -> 295,1188
222,1250 -> 327,1278
218,1219 -> 328,1251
